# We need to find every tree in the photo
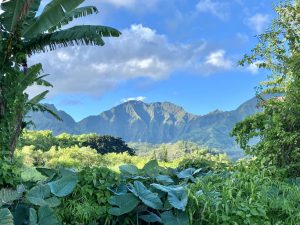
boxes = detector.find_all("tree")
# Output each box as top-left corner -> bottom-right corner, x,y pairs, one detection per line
81,134 -> 135,155
232,0 -> 300,176
0,0 -> 121,159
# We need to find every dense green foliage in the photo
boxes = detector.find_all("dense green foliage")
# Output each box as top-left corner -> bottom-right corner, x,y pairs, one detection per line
0,167 -> 78,225
232,0 -> 300,176
19,130 -> 135,155
3,0 -> 300,224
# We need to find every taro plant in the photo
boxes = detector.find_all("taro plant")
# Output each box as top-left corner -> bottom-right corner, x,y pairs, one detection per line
108,160 -> 204,225
0,167 -> 77,225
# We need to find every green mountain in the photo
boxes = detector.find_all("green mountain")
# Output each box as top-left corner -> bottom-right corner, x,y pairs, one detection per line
27,98 -> 260,157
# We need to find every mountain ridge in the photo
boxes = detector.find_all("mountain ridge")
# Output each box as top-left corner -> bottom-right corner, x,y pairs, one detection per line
27,97 -> 260,156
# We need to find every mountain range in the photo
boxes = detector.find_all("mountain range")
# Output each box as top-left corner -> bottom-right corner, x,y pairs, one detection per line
27,97 -> 260,157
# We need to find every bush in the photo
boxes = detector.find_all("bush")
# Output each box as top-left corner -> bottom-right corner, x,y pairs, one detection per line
57,167 -> 120,224
178,151 -> 231,172
0,159 -> 22,188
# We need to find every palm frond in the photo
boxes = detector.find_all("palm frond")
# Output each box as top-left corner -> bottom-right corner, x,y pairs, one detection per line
24,25 -> 121,54
22,0 -> 42,30
23,0 -> 85,37
35,74 -> 53,87
0,0 -> 27,31
48,6 -> 98,32
18,63 -> 43,90
28,90 -> 48,105
27,103 -> 62,121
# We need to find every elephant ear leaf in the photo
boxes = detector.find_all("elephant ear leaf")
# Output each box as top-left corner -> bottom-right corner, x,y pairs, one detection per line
38,206 -> 60,225
119,164 -> 140,176
0,208 -> 14,225
139,212 -> 162,223
142,160 -> 160,177
108,193 -> 140,216
161,211 -> 188,225
128,181 -> 163,210
168,187 -> 188,211
48,169 -> 77,197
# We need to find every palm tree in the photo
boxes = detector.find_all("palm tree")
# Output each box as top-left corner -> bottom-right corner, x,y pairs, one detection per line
0,0 -> 121,158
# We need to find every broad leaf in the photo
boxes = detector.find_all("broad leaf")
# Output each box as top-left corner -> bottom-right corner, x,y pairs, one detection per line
143,160 -> 160,177
23,0 -> 85,37
161,211 -> 188,225
129,181 -> 163,210
47,169 -> 77,197
26,184 -> 51,206
119,164 -> 140,176
29,208 -> 37,225
108,193 -> 140,216
24,25 -> 121,55
0,208 -> 14,225
1,0 -> 27,31
168,187 -> 188,211
140,212 -> 162,223
156,175 -> 174,185
151,184 -> 188,211
38,206 -> 60,225
0,188 -> 22,207
35,168 -> 57,178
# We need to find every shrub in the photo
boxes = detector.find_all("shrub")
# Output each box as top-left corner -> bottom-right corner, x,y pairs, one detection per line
57,167 -> 120,224
0,159 -> 22,188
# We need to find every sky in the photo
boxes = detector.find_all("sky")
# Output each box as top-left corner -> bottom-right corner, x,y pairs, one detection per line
23,0 -> 279,121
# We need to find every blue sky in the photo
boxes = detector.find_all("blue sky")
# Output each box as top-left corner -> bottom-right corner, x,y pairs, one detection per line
28,0 -> 278,121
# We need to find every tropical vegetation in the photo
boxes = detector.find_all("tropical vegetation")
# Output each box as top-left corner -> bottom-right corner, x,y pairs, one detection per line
2,0 -> 300,225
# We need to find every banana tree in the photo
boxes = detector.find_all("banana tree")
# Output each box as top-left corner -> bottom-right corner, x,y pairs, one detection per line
0,0 -> 121,159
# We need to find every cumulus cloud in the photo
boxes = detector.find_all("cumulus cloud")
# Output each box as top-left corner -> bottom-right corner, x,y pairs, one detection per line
27,24 -> 233,97
246,13 -> 270,33
196,0 -> 229,20
205,50 -> 232,70
122,96 -> 146,103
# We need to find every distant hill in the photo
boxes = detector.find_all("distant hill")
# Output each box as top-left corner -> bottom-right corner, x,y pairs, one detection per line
26,97 -> 260,157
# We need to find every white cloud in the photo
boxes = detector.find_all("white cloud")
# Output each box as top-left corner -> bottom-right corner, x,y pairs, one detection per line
27,24 -> 233,97
246,61 -> 263,74
196,0 -> 229,20
246,13 -> 270,33
101,0 -> 157,9
122,96 -> 146,103
205,50 -> 232,69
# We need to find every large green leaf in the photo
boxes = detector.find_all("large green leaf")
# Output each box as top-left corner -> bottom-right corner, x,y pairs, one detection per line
161,211 -> 188,225
143,160 -> 160,177
29,208 -> 37,225
23,0 -> 85,37
38,206 -> 60,225
24,25 -> 121,55
0,188 -> 22,207
26,184 -> 60,207
13,205 -> 29,225
1,0 -> 26,31
0,208 -> 14,225
119,164 -> 140,176
48,6 -> 98,32
47,169 -> 77,197
140,212 -> 162,223
108,193 -> 140,216
156,175 -> 174,185
151,184 -> 188,211
168,187 -> 188,211
129,181 -> 163,210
